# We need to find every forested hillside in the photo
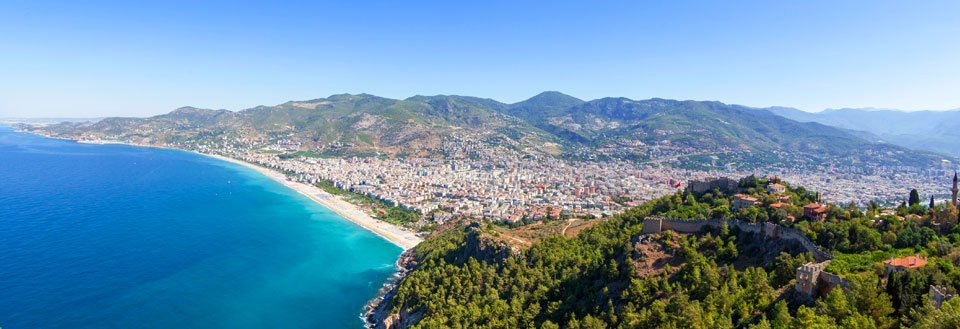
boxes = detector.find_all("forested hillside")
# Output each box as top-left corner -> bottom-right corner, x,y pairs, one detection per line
372,177 -> 960,328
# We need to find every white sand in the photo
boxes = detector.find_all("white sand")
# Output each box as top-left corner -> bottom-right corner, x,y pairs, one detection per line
69,138 -> 423,249
203,154 -> 423,250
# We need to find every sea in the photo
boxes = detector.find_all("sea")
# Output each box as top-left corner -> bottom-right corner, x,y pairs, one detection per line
0,125 -> 402,328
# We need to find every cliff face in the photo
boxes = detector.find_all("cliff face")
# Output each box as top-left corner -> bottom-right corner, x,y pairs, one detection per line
367,224 -> 521,329
461,226 -> 522,265
369,303 -> 422,329
366,248 -> 421,329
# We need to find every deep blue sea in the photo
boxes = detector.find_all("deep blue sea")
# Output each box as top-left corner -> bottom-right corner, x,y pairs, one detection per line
0,126 -> 401,328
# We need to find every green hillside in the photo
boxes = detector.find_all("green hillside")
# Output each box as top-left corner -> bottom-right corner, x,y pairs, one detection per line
31,92 -> 950,168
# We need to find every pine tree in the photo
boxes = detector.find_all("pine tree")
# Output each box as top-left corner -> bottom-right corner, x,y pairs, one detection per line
770,300 -> 793,329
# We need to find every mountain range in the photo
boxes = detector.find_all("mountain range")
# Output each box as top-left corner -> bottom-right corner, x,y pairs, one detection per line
763,107 -> 960,158
28,92 -> 951,169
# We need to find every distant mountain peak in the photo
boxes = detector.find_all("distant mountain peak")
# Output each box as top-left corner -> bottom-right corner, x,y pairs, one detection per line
522,91 -> 583,103
165,106 -> 231,116
171,106 -> 203,113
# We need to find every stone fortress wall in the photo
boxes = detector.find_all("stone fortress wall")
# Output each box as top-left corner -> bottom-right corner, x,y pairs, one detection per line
641,217 -> 832,262
640,217 -> 843,299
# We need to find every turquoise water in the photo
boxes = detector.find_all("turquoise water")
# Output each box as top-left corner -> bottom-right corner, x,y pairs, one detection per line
0,126 -> 402,328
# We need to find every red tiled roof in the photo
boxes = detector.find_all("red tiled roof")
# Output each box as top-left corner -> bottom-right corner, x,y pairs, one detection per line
804,203 -> 825,210
884,256 -> 928,269
770,202 -> 789,208
734,194 -> 759,202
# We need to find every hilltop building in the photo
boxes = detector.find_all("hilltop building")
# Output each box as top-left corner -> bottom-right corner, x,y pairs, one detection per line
796,261 -> 828,297
767,183 -> 786,194
733,194 -> 761,209
803,203 -> 827,221
796,260 -> 847,299
883,255 -> 928,274
688,177 -> 738,194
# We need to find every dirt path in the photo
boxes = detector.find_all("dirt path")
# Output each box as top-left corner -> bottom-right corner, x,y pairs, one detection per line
561,218 -> 577,237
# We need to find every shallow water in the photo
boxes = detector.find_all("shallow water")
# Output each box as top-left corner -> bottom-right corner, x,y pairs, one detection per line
0,126 -> 400,328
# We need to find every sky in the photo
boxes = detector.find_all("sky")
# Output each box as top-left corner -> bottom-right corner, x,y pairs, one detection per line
1,1 -> 959,118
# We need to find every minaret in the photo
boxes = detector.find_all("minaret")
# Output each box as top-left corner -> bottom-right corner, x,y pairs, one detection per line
952,172 -> 958,206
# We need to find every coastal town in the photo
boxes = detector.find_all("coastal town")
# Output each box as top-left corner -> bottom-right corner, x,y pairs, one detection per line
35,123 -> 954,227
231,149 -> 955,223
208,128 -> 957,224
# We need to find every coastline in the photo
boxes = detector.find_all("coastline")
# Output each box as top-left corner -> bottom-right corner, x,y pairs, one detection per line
202,153 -> 423,250
60,137 -> 424,250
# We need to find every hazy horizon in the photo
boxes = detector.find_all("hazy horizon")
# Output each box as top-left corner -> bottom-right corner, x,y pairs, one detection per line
2,1 -> 959,117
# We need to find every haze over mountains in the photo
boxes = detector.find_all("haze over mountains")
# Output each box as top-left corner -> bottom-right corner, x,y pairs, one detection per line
763,107 -> 960,158
29,92 -> 951,170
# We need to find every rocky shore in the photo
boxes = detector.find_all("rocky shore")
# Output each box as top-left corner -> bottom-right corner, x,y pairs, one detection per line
363,249 -> 419,329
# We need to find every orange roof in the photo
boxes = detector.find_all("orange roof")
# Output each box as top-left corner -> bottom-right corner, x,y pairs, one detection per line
770,183 -> 785,188
883,255 -> 928,269
804,203 -> 824,209
769,202 -> 789,208
734,194 -> 758,202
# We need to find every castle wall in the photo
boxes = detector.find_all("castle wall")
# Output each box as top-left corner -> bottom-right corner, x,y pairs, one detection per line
819,271 -> 847,289
641,218 -> 663,234
641,218 -> 832,261
660,219 -> 717,233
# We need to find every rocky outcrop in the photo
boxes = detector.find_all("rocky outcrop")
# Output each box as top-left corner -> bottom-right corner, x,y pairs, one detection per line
365,249 -> 418,329
461,224 -> 522,265
366,224 -> 521,328
368,302 -> 422,329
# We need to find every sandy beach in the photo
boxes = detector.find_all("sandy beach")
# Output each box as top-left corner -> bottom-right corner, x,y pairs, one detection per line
70,138 -> 424,250
203,154 -> 424,250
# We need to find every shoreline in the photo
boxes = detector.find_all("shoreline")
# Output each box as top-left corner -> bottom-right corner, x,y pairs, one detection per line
201,153 -> 423,250
59,136 -> 424,250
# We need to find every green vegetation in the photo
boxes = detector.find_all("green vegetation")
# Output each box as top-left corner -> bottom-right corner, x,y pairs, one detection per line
381,177 -> 960,328
392,214 -> 784,328
271,166 -> 423,227
314,180 -> 348,196
826,249 -> 916,275
278,150 -> 327,159
310,179 -> 422,226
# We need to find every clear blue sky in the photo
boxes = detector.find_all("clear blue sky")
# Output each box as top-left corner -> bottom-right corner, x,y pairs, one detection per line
2,1 -> 959,117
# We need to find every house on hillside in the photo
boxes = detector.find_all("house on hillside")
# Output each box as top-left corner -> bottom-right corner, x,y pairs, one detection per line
767,183 -> 786,194
803,203 -> 827,220
769,202 -> 789,209
883,255 -> 928,274
733,194 -> 761,209
879,209 -> 897,217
